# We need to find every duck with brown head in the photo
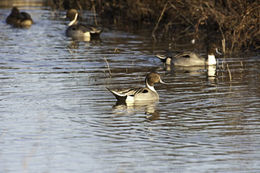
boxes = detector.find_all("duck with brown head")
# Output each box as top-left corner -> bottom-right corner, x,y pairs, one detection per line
65,9 -> 102,41
107,72 -> 166,103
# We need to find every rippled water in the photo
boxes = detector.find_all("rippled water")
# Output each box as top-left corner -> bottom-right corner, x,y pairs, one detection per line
0,6 -> 260,173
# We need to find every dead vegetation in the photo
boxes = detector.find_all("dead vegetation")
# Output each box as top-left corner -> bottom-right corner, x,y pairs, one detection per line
49,0 -> 260,54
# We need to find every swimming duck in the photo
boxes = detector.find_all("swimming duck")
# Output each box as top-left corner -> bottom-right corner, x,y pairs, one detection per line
65,9 -> 102,41
156,44 -> 221,66
6,7 -> 33,28
107,72 -> 166,103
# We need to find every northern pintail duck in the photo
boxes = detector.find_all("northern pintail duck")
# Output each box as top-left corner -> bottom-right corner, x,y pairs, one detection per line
6,7 -> 33,28
107,72 -> 166,103
156,44 -> 221,66
65,9 -> 102,41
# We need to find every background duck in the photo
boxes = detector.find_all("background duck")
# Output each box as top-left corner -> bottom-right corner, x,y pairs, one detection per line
107,72 -> 166,103
156,43 -> 221,66
65,9 -> 102,41
66,9 -> 82,22
6,7 -> 33,28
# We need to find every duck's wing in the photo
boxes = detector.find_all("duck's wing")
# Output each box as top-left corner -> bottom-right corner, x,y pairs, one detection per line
173,52 -> 206,66
174,51 -> 194,59
107,87 -> 143,101
155,51 -> 173,62
88,25 -> 102,34
155,54 -> 167,62
78,24 -> 102,34
20,12 -> 32,20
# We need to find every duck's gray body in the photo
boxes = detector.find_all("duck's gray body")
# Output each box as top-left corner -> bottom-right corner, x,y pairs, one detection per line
107,86 -> 159,102
156,44 -> 219,66
65,9 -> 102,41
173,52 -> 207,66
66,24 -> 102,40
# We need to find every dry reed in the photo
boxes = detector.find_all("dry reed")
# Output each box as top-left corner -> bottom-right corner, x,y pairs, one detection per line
49,0 -> 260,55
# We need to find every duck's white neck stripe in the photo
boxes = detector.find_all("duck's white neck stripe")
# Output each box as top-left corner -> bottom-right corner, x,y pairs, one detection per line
208,54 -> 216,65
68,13 -> 78,26
146,80 -> 156,92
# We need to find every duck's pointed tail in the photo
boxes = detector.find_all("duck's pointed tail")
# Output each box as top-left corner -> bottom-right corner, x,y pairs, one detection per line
106,88 -> 127,101
155,54 -> 167,62
90,27 -> 102,34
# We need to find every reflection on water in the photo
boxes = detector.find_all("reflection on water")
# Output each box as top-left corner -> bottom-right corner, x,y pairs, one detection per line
112,100 -> 159,119
0,6 -> 260,173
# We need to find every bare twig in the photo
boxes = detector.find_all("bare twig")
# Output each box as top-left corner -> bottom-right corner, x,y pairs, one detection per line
91,0 -> 98,25
169,2 -> 194,27
226,63 -> 232,81
152,1 -> 169,41
104,57 -> 112,78
222,38 -> 226,56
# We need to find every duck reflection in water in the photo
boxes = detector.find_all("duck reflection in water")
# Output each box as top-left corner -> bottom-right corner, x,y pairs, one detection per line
66,39 -> 102,54
112,100 -> 160,121
168,66 -> 217,80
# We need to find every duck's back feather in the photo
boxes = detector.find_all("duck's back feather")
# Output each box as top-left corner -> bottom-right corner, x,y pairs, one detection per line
107,87 -> 155,101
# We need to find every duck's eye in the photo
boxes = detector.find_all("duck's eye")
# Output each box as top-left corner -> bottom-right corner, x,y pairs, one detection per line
142,89 -> 148,93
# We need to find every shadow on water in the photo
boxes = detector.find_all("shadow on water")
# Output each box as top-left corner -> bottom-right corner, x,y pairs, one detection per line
0,2 -> 260,173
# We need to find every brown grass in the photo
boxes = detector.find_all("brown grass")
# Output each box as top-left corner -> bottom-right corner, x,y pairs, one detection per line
49,0 -> 260,54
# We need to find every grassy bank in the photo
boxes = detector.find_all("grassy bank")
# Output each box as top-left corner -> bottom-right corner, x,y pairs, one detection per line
49,0 -> 259,54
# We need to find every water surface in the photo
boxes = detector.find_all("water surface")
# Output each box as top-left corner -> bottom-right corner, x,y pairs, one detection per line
0,6 -> 260,173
